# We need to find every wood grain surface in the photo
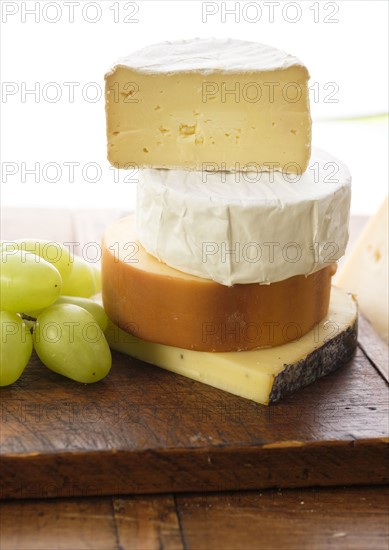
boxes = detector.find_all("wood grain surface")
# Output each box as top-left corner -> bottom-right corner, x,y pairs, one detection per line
1,344 -> 388,499
1,487 -> 388,550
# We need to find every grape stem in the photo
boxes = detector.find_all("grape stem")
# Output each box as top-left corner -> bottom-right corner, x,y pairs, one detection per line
20,313 -> 37,322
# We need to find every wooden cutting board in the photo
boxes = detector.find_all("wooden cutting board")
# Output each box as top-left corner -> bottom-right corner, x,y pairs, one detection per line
1,209 -> 388,500
1,313 -> 388,500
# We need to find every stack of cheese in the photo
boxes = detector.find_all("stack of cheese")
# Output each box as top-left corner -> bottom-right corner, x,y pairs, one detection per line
102,39 -> 358,404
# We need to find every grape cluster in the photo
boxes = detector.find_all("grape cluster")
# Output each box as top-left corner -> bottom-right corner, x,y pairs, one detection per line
0,240 -> 112,386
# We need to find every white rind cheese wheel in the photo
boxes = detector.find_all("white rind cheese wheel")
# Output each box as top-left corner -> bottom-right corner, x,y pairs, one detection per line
136,148 -> 351,286
105,287 -> 358,405
105,38 -> 311,173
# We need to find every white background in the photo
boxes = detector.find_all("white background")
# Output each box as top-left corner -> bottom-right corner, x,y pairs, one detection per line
1,0 -> 388,214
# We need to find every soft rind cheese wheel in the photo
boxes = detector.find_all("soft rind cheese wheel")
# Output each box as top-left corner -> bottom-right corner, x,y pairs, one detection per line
102,216 -> 336,352
105,38 -> 311,173
136,148 -> 351,286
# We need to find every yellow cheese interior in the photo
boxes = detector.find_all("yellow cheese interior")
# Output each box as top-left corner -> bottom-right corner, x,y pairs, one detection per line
337,195 -> 388,342
105,287 -> 357,405
105,66 -> 311,173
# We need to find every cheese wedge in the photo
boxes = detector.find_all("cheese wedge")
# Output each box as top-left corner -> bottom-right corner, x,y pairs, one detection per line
102,216 -> 335,352
105,38 -> 311,173
137,148 -> 351,285
337,195 -> 388,342
105,287 -> 357,405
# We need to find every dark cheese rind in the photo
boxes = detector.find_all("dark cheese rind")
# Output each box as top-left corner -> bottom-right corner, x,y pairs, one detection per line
269,320 -> 358,403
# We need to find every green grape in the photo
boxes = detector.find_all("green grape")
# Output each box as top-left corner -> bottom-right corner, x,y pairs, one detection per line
33,304 -> 112,383
28,296 -> 108,331
51,296 -> 108,331
0,251 -> 62,312
0,311 -> 33,386
2,239 -> 73,282
91,264 -> 102,294
61,256 -> 97,298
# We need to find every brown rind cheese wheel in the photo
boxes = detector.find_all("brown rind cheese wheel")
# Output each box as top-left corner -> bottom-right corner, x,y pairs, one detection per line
102,216 -> 336,352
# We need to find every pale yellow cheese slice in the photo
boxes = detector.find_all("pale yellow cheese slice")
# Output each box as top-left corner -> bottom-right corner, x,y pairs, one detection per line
105,287 -> 357,405
337,196 -> 388,342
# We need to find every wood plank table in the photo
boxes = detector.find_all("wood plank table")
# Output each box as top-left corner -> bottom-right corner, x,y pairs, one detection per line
1,209 -> 388,550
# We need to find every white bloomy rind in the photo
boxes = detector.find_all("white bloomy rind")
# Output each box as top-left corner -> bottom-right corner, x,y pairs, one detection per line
136,148 -> 352,286
105,38 -> 306,76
